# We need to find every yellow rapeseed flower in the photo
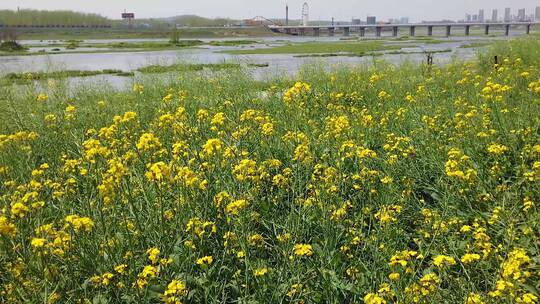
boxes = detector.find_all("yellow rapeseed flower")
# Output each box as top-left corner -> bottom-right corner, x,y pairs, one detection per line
196,256 -> 213,266
293,244 -> 313,257
254,267 -> 269,277
433,255 -> 456,267
225,199 -> 248,215
461,253 -> 481,264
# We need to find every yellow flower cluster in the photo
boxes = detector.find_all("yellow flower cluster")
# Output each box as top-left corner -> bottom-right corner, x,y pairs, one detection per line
293,244 -> 313,257
445,148 -> 477,182
283,81 -> 311,103
64,215 -> 94,233
432,255 -> 456,268
161,279 -> 188,304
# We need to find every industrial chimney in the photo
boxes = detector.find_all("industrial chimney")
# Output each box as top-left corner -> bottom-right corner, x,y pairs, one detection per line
286,4 -> 289,25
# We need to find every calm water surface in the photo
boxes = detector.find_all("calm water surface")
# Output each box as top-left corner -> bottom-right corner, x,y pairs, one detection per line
0,35 -> 515,90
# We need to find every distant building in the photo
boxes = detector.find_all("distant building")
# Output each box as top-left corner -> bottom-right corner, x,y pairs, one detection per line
492,9 -> 498,22
472,14 -> 478,21
504,8 -> 511,21
366,16 -> 376,25
351,18 -> 362,25
302,2 -> 309,26
388,18 -> 407,24
518,8 -> 526,21
536,7 -> 540,21
478,9 -> 484,22
465,14 -> 472,22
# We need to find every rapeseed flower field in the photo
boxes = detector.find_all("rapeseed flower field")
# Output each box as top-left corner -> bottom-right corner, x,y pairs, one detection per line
1,38 -> 540,303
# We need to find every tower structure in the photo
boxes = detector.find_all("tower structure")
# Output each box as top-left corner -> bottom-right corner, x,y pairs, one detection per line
302,2 -> 309,26
286,4 -> 289,25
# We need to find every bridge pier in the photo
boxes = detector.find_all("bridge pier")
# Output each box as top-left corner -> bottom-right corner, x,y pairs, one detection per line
505,24 -> 510,36
526,24 -> 531,34
313,28 -> 320,37
427,26 -> 433,36
359,27 -> 365,37
285,28 -> 291,35
343,27 -> 350,36
376,27 -> 382,37
484,25 -> 489,35
446,25 -> 451,37
465,25 -> 470,36
410,26 -> 416,37
328,27 -> 335,36
392,26 -> 398,37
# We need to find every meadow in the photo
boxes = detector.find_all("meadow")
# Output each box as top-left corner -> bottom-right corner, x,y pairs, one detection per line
0,36 -> 540,303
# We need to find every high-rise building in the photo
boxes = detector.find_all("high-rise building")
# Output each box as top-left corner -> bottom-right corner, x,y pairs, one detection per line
366,16 -> 376,25
492,9 -> 498,22
400,17 -> 409,24
478,9 -> 484,22
535,7 -> 540,21
504,8 -> 511,21
465,14 -> 472,22
472,14 -> 478,21
518,8 -> 526,21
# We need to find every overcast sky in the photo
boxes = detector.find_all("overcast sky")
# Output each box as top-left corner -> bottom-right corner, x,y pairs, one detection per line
1,0 -> 539,22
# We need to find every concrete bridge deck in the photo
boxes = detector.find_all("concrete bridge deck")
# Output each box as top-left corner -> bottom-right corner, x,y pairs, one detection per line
269,22 -> 539,37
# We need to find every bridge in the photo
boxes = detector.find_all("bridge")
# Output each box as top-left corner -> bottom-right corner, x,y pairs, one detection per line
268,22 -> 539,37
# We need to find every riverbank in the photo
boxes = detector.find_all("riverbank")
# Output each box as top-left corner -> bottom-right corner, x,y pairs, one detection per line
13,26 -> 280,40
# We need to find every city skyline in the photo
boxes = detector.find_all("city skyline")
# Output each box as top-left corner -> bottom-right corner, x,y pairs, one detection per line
0,0 -> 539,22
466,6 -> 539,22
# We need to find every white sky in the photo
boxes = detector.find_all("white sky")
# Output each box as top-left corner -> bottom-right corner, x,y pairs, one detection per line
1,0 -> 539,22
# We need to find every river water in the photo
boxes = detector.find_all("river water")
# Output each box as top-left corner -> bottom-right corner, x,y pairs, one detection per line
0,34 -> 513,90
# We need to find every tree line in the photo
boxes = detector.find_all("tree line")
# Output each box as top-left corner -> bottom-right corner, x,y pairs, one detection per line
0,9 -> 110,26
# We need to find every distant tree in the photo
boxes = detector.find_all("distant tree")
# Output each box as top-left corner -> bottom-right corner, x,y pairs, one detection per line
170,27 -> 180,44
0,9 -> 110,26
0,27 -> 19,42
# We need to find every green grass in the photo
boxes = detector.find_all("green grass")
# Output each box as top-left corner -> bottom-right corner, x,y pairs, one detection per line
0,39 -> 261,57
477,36 -> 540,70
2,69 -> 132,84
223,41 -> 405,55
459,42 -> 493,49
0,41 -> 27,52
137,63 -> 242,74
0,45 -> 202,57
103,40 -> 204,49
207,40 -> 259,46
293,48 -> 453,58
0,37 -> 539,304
